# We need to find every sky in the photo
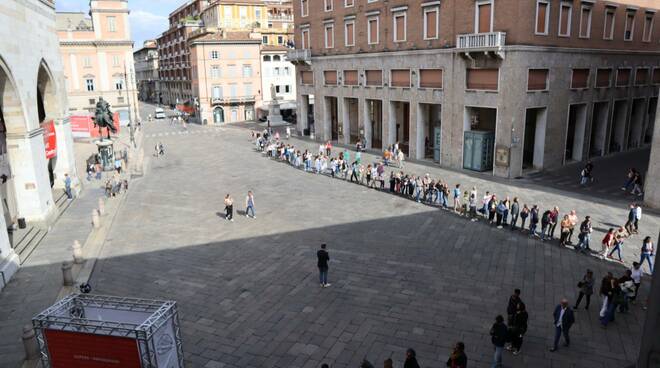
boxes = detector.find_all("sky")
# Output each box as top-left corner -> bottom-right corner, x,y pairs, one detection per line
55,0 -> 182,49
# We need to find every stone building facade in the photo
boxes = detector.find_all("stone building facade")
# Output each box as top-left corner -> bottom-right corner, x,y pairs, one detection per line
56,0 -> 139,125
134,40 -> 160,103
291,0 -> 660,179
0,0 -> 80,287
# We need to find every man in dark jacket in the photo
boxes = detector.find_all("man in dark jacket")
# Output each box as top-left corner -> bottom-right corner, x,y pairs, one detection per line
317,244 -> 330,288
550,298 -> 575,352
507,289 -> 522,325
490,315 -> 507,367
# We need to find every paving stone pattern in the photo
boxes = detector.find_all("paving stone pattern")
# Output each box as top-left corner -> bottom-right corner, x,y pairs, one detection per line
88,122 -> 655,368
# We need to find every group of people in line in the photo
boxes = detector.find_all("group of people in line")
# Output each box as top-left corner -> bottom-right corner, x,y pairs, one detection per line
252,131 -> 655,276
223,191 -> 256,221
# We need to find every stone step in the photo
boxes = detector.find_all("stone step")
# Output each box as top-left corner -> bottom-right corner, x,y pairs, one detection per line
11,227 -> 46,265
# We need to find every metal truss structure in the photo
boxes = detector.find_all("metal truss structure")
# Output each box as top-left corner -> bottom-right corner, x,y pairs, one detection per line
32,293 -> 184,368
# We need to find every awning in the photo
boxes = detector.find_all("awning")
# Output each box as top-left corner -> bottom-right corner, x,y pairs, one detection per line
279,101 -> 297,110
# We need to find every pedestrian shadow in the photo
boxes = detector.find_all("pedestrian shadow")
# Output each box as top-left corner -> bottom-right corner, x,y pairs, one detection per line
215,211 -> 228,220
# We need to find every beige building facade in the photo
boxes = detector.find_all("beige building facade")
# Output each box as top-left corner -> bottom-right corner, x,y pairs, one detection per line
189,29 -> 262,124
57,0 -> 140,124
0,0 -> 80,288
291,0 -> 660,179
134,40 -> 160,103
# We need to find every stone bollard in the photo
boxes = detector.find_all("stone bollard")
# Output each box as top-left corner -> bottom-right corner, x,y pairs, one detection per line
22,325 -> 39,360
72,240 -> 84,264
98,197 -> 105,216
61,262 -> 73,286
91,209 -> 100,228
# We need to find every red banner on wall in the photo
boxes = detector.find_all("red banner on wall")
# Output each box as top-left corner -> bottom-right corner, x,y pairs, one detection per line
70,114 -> 120,139
44,329 -> 141,368
41,120 -> 57,159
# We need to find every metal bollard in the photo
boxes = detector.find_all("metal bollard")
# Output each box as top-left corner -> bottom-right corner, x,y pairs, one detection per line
22,325 -> 39,360
98,197 -> 105,216
61,262 -> 73,286
91,209 -> 100,228
72,240 -> 84,264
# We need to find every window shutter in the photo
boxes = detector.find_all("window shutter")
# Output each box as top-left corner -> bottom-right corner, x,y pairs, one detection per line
527,69 -> 548,90
571,69 -> 589,88
537,3 -> 547,33
391,69 -> 410,87
324,70 -> 337,85
426,10 -> 437,39
617,69 -> 631,86
596,69 -> 611,87
466,69 -> 499,90
366,70 -> 382,86
478,4 -> 491,33
395,15 -> 405,41
369,19 -> 378,43
344,70 -> 358,85
419,69 -> 443,88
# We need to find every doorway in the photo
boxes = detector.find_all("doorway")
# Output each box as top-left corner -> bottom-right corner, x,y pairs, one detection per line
344,98 -> 359,144
419,103 -> 442,161
523,107 -> 547,171
231,108 -> 238,122
366,99 -> 382,149
213,107 -> 225,124
610,100 -> 628,153
325,96 -> 338,141
589,102 -> 608,157
628,98 -> 646,149
644,98 -> 657,145
245,105 -> 255,121
390,101 -> 410,155
463,106 -> 497,172
565,104 -> 587,163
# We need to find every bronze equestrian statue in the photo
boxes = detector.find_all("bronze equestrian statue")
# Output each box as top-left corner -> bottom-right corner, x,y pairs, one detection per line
93,97 -> 117,140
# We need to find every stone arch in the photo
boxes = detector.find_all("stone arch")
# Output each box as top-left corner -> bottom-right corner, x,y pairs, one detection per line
0,56 -> 28,135
37,59 -> 59,124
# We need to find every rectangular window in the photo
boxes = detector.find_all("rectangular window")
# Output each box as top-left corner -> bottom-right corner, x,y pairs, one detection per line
274,67 -> 280,76
212,86 -> 223,99
117,97 -> 124,104
112,55 -> 121,67
654,68 -> 660,85
301,71 -> 314,85
243,65 -> 252,77
419,69 -> 443,89
391,69 -> 410,88
571,69 -> 589,89
643,12 -> 654,42
83,56 -> 92,68
115,78 -> 124,90
466,68 -> 498,90
366,70 -> 382,86
255,9 -> 261,20
262,35 -> 268,44
275,85 -> 281,93
230,84 -> 237,97
285,85 -> 291,93
244,84 -> 253,97
211,65 -> 221,78
616,68 -> 631,86
108,16 -> 116,32
345,0 -> 354,7
596,68 -> 612,88
284,67 -> 290,75
536,1 -> 549,35
278,36 -> 284,45
527,69 -> 548,91
393,12 -> 406,42
604,7 -> 615,40
624,11 -> 635,41
344,70 -> 358,85
227,64 -> 237,76
559,2 -> 572,37
210,51 -> 219,59
324,0 -> 333,12
635,68 -> 649,85
368,17 -> 379,44
424,7 -> 439,40
301,0 -> 308,17
345,20 -> 355,46
324,24 -> 334,48
579,5 -> 592,38
324,70 -> 337,85
88,99 -> 95,105
86,79 -> 95,92
301,28 -> 310,49
477,1 -> 492,33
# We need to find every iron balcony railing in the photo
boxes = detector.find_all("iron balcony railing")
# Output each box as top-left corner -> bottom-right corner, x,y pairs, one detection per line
456,32 -> 506,50
286,49 -> 311,63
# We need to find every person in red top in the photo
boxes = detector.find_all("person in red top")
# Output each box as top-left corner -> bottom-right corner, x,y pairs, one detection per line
446,342 -> 467,368
601,228 -> 615,258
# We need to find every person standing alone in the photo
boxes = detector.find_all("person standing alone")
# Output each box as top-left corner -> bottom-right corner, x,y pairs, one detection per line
550,298 -> 574,352
317,243 -> 330,288
245,191 -> 256,218
490,315 -> 507,368
64,173 -> 73,199
224,194 -> 234,221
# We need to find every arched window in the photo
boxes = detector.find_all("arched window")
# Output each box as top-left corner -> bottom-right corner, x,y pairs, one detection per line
263,55 -> 271,62
273,55 -> 281,61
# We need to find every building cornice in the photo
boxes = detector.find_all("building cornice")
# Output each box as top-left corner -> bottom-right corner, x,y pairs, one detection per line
38,0 -> 55,10
60,40 -> 135,47
189,39 -> 262,46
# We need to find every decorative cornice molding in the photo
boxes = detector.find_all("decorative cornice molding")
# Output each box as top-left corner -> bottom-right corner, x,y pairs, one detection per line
60,40 -> 134,47
7,128 -> 45,140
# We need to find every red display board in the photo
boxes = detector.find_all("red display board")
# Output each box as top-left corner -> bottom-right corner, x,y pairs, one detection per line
70,114 -> 120,138
44,329 -> 141,368
41,120 -> 57,159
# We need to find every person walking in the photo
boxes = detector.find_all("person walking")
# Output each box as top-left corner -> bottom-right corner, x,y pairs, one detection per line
634,203 -> 642,234
404,348 -> 420,368
549,299 -> 574,352
639,236 -> 654,274
599,272 -> 614,319
224,194 -> 234,221
245,191 -> 256,219
507,289 -> 522,326
575,216 -> 593,253
453,184 -> 461,213
64,173 -> 73,199
624,203 -> 636,235
490,315 -> 507,368
574,270 -> 594,310
631,171 -> 644,197
608,235 -> 624,262
446,342 -> 467,368
508,303 -> 528,356
317,243 -> 330,288
630,262 -> 643,303
600,228 -> 615,257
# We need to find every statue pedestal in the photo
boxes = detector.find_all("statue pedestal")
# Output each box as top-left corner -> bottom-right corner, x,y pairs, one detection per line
261,98 -> 288,127
94,139 -> 115,171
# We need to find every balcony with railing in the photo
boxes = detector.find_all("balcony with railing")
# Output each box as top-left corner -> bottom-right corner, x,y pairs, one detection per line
456,32 -> 506,58
286,49 -> 311,65
211,95 -> 256,105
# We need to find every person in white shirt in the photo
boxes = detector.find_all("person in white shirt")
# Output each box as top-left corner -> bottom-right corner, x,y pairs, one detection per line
630,262 -> 643,303
634,204 -> 642,233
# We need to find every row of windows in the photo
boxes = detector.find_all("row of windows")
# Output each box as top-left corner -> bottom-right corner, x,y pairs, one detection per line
262,55 -> 283,62
300,0 -> 378,17
535,0 -> 655,42
209,50 -> 255,60
211,84 -> 254,99
80,55 -> 124,68
305,66 -> 660,91
83,78 -> 125,92
263,66 -> 291,77
209,64 -> 254,78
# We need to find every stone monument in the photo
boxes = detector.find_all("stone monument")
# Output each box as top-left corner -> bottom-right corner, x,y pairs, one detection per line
92,97 -> 116,170
264,84 -> 285,126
